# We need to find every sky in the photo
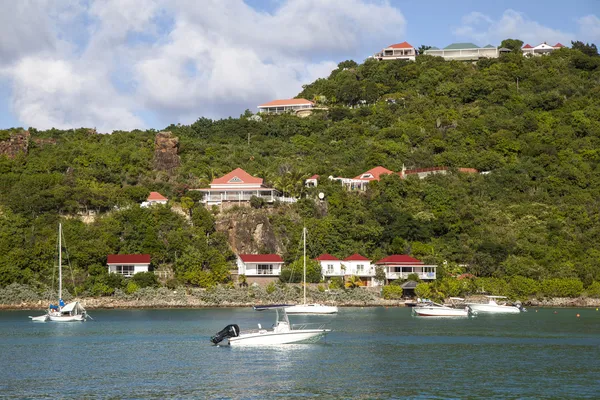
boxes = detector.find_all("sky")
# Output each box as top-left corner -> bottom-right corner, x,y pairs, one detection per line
0,0 -> 599,132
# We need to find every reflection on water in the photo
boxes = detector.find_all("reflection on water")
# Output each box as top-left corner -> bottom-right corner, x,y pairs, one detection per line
1,307 -> 600,399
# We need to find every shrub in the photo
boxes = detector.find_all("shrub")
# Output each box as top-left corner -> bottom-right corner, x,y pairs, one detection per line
407,273 -> 421,282
132,272 -> 159,288
90,282 -> 114,297
317,284 -> 325,292
328,277 -> 343,290
541,278 -> 584,298
415,283 -> 432,299
126,281 -> 140,295
266,282 -> 276,295
585,282 -> 600,298
435,278 -> 462,298
250,196 -> 266,209
165,278 -> 180,290
473,277 -> 509,296
508,276 -> 539,299
382,285 -> 403,300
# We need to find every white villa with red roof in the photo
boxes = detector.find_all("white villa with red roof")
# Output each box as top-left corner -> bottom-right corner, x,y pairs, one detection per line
193,168 -> 296,208
107,254 -> 151,277
375,255 -> 436,282
316,254 -> 345,278
237,254 -> 284,285
258,98 -> 314,114
141,192 -> 168,207
373,41 -> 417,61
522,42 -> 565,56
305,174 -> 319,188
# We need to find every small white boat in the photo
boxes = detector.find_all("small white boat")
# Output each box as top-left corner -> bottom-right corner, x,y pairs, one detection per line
467,296 -> 525,315
29,223 -> 89,322
284,228 -> 338,315
412,297 -> 469,317
211,306 -> 330,346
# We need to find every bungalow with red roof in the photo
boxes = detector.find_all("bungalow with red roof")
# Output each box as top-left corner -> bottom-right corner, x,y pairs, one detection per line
141,192 -> 168,207
375,255 -> 437,282
305,174 -> 319,188
342,253 -> 376,286
316,254 -> 344,278
373,41 -> 417,61
257,98 -> 314,114
107,254 -> 151,277
338,166 -> 394,191
522,42 -> 565,56
192,168 -> 296,208
237,254 -> 284,285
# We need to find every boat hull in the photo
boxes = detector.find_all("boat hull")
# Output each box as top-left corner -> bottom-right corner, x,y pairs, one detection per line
285,304 -> 338,314
413,307 -> 469,317
468,304 -> 521,314
29,315 -> 49,322
228,329 -> 330,346
48,314 -> 86,322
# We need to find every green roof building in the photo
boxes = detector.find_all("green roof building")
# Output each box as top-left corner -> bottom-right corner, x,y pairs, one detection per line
424,42 -> 505,61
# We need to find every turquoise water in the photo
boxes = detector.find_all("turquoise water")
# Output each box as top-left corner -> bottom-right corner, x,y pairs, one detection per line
1,307 -> 600,399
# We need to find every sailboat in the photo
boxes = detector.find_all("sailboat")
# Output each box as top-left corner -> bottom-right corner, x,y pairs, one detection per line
285,227 -> 338,315
29,223 -> 88,322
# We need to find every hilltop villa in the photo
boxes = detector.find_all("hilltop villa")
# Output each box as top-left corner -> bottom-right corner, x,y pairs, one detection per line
193,168 -> 296,208
107,254 -> 151,277
373,41 -> 417,61
315,253 -> 437,287
424,43 -> 510,61
141,192 -> 168,207
522,42 -> 564,56
257,98 -> 314,114
236,254 -> 284,285
324,165 -> 479,191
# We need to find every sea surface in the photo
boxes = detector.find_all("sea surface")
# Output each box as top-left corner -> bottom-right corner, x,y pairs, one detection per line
1,307 -> 599,399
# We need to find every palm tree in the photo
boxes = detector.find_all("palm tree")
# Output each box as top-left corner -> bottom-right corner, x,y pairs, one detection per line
346,275 -> 363,289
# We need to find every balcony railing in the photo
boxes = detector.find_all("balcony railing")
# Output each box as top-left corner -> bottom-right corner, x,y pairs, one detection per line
386,271 -> 436,280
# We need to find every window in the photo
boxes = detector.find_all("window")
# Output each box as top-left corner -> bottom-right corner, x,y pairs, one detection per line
257,264 -> 273,275
116,265 -> 134,277
228,176 -> 242,183
356,264 -> 364,274
326,264 -> 334,274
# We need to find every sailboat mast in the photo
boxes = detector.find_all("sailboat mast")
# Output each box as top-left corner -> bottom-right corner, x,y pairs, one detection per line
303,227 -> 306,305
58,223 -> 62,303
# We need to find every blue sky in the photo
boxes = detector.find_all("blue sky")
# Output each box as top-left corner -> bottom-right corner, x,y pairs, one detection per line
0,0 -> 598,132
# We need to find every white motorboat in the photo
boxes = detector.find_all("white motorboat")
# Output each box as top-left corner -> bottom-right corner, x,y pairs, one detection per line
412,297 -> 469,317
467,296 -> 525,315
211,306 -> 331,346
29,223 -> 88,322
285,227 -> 338,315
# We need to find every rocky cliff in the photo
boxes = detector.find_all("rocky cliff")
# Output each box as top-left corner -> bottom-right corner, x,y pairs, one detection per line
153,131 -> 180,172
0,130 -> 30,158
215,209 -> 291,256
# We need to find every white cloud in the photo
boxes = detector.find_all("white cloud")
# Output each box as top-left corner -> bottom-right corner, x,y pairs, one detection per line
1,0 -> 406,131
453,9 -> 574,46
577,15 -> 600,43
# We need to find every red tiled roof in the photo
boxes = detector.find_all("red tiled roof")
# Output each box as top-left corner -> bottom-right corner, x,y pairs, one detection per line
554,43 -> 564,48
344,253 -> 371,261
376,255 -> 423,265
211,168 -> 263,185
522,44 -> 533,49
107,254 -> 151,264
147,192 -> 167,201
315,253 -> 340,261
258,98 -> 314,107
239,254 -> 284,263
354,166 -> 394,181
308,174 -> 320,180
386,41 -> 414,49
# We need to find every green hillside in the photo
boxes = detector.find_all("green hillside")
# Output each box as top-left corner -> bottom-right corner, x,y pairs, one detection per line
1,44 -> 600,297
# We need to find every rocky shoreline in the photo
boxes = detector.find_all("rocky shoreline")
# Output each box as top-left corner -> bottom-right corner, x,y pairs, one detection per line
2,295 -> 600,310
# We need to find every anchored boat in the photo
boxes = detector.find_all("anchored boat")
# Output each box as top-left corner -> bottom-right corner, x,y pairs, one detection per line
211,305 -> 331,346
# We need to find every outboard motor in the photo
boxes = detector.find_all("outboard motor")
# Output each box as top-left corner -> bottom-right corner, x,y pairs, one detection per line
210,324 -> 240,345
515,301 -> 527,312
